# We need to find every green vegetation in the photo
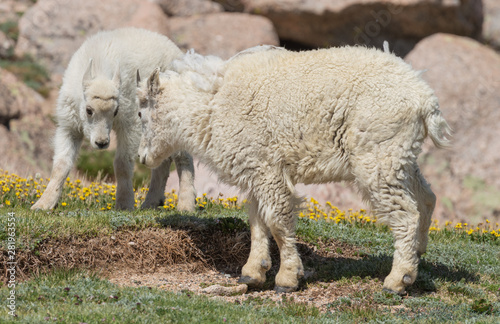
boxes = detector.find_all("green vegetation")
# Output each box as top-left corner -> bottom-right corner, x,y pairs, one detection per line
0,20 -> 51,97
0,54 -> 51,97
1,169 -> 500,322
76,144 -> 165,190
0,21 -> 19,42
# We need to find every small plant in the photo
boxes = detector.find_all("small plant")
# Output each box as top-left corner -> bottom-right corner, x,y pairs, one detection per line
373,291 -> 403,306
0,20 -> 19,42
109,214 -> 136,230
215,216 -> 248,233
448,281 -> 484,298
280,294 -> 320,318
471,298 -> 494,315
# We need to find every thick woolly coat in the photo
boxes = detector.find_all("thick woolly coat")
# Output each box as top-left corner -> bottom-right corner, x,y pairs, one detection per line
139,46 -> 450,293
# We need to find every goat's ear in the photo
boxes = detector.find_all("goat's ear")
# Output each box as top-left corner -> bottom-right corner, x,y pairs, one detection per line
148,67 -> 161,98
136,69 -> 141,87
112,65 -> 121,88
82,58 -> 94,90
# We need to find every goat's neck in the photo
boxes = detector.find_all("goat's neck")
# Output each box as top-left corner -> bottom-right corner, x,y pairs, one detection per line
173,87 -> 215,162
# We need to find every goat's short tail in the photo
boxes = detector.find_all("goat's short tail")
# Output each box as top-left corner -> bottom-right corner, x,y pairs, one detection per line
424,100 -> 452,149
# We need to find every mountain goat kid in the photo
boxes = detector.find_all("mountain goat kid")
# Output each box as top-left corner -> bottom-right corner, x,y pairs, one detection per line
32,28 -> 196,211
137,46 -> 450,294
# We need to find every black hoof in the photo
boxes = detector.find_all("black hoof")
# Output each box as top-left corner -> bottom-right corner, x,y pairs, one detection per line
238,276 -> 263,287
382,288 -> 406,296
274,286 -> 297,293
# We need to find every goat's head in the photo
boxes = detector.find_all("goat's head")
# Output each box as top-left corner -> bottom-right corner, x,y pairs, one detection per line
137,68 -> 178,169
81,59 -> 121,150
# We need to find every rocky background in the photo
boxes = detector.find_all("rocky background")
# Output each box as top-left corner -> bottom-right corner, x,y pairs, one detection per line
0,0 -> 499,223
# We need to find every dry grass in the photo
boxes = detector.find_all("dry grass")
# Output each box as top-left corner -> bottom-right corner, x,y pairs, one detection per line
1,224 -> 365,285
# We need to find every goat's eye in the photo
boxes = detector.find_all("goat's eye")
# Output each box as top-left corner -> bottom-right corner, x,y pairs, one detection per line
86,107 -> 93,116
138,111 -> 142,118
114,106 -> 119,117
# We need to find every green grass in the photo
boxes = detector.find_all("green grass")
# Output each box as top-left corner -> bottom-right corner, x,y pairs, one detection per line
1,169 -> 500,322
0,270 -> 325,323
76,144 -> 171,190
2,269 -> 496,323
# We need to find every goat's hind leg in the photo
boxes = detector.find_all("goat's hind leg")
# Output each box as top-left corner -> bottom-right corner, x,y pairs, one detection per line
374,182 -> 421,295
354,158 -> 421,295
413,168 -> 436,257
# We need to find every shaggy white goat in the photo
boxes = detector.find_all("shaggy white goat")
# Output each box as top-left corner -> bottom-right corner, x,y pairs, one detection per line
137,46 -> 450,294
32,28 -> 196,211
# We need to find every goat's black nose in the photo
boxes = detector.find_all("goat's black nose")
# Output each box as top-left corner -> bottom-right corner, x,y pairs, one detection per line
95,141 -> 109,149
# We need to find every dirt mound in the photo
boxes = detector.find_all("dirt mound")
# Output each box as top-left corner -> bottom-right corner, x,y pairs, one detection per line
1,228 -> 206,281
1,224 -> 361,283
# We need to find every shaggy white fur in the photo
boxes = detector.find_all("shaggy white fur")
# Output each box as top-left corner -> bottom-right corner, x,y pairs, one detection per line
32,28 -> 196,211
138,45 -> 450,294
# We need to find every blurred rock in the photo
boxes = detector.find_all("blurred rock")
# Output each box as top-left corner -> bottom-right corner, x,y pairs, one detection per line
406,33 -> 500,222
0,0 -> 33,24
167,12 -> 279,59
15,0 -> 169,75
212,0 -> 245,12
242,0 -> 483,56
483,0 -> 500,49
0,0 -> 34,59
153,0 -> 223,16
0,68 -> 54,176
0,68 -> 39,128
0,30 -> 15,59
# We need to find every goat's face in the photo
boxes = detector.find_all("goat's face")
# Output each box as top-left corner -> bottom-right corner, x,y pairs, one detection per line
137,68 -> 174,169
81,59 -> 120,150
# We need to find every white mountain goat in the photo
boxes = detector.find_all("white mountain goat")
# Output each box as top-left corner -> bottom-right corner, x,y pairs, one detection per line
32,28 -> 196,211
137,46 -> 451,294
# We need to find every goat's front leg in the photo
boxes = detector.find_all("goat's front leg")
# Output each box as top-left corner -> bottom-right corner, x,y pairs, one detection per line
239,196 -> 272,287
32,126 -> 82,210
246,182 -> 303,292
114,127 -> 136,210
173,151 -> 196,212
142,157 -> 172,209
268,203 -> 304,292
